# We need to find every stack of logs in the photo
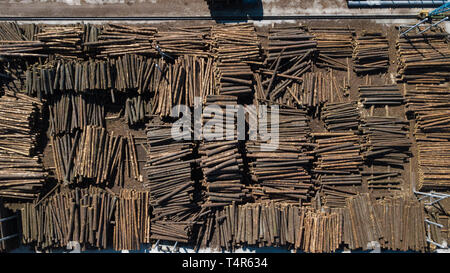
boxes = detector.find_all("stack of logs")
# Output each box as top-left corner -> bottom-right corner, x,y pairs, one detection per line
0,91 -> 47,199
247,107 -> 314,203
51,125 -> 140,187
321,101 -> 360,132
396,33 -> 450,84
310,27 -> 354,70
211,23 -> 261,64
48,93 -> 105,135
144,121 -> 200,243
20,187 -> 152,251
344,193 -> 427,252
113,189 -> 151,251
35,25 -> 84,58
312,132 -> 363,207
405,84 -> 450,190
359,84 -> 404,106
214,62 -> 254,98
155,26 -> 211,57
352,32 -> 389,74
258,26 -> 315,104
21,187 -> 116,250
199,95 -> 248,208
196,202 -> 343,252
83,24 -> 157,57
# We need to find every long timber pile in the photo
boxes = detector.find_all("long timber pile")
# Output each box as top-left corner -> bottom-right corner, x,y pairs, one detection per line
312,132 -> 363,207
144,121 -> 200,243
198,203 -> 342,252
21,187 -> 116,250
113,189 -> 151,251
51,125 -> 139,186
352,32 -> 389,74
83,24 -> 157,57
359,84 -> 404,106
0,91 -> 47,199
258,26 -> 315,104
211,23 -> 261,64
199,95 -> 248,208
405,84 -> 450,191
360,116 -> 411,167
396,33 -> 450,84
310,27 -> 354,70
343,193 -> 427,251
321,101 -> 359,132
48,93 -> 105,135
214,62 -> 254,98
0,23 -> 43,58
155,26 -> 212,57
247,107 -> 314,204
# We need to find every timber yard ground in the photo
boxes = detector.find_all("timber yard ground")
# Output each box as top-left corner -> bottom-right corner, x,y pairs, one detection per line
0,0 -> 449,253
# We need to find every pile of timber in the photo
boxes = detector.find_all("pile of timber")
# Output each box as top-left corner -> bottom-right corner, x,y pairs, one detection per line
360,116 -> 411,166
83,24 -> 157,57
199,95 -> 248,208
196,203 -> 343,252
405,84 -> 450,190
0,91 -> 43,157
20,187 -> 116,250
199,140 -> 247,208
155,26 -> 212,57
125,95 -> 151,126
113,189 -> 151,251
0,198 -> 19,252
35,25 -> 84,58
144,121 -> 200,243
211,23 -> 261,64
48,93 -> 105,135
0,22 -> 39,41
343,193 -> 384,250
25,58 -> 115,97
256,69 -> 349,109
343,193 -> 427,252
352,32 -> 389,74
0,91 -> 47,200
0,40 -> 45,58
0,152 -> 47,200
258,26 -> 315,103
374,195 -> 427,251
312,132 -> 363,207
150,55 -> 215,117
309,27 -> 355,70
405,84 -> 450,117
362,169 -> 402,194
51,126 -> 140,186
153,55 -> 215,116
321,101 -> 359,132
359,84 -> 404,106
246,107 -> 314,203
396,33 -> 450,84
214,62 -> 254,98
416,142 -> 450,190
0,23 -> 44,58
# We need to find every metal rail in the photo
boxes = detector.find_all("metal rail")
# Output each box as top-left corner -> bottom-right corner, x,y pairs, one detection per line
0,14 -> 418,21
348,0 -> 447,8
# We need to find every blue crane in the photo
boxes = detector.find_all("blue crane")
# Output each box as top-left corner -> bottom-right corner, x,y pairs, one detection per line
400,2 -> 450,37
